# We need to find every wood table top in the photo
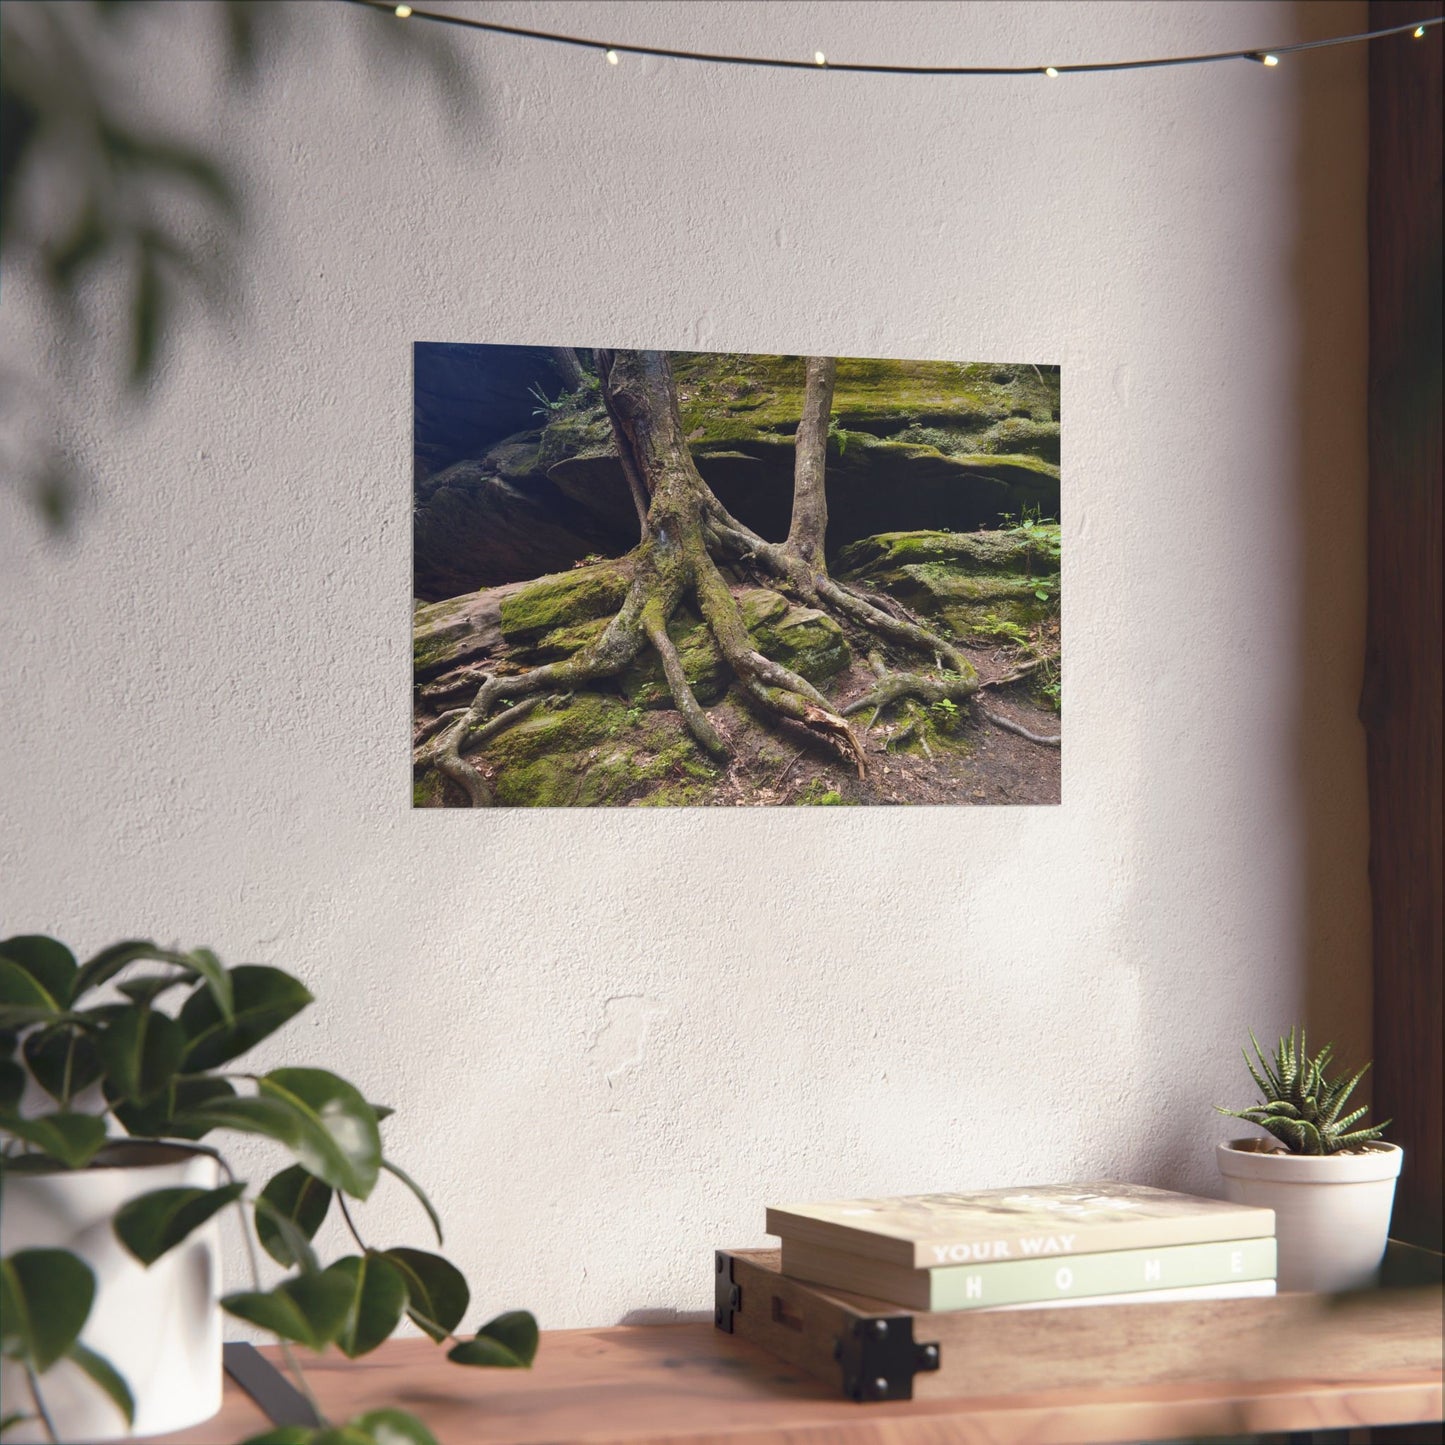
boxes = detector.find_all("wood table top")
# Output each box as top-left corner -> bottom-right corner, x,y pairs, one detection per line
153,1321 -> 1444,1445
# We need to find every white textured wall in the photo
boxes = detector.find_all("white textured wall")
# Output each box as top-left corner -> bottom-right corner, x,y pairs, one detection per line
0,1 -> 1370,1330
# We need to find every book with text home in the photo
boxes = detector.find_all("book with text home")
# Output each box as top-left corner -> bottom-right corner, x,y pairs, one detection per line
780,1234 -> 1278,1310
766,1181 -> 1275,1270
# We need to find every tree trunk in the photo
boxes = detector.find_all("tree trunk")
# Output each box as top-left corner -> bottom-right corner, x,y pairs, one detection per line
550,346 -> 587,391
785,356 -> 837,567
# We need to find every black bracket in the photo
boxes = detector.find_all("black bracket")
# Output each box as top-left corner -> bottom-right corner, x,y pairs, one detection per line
714,1250 -> 741,1333
833,1313 -> 941,1402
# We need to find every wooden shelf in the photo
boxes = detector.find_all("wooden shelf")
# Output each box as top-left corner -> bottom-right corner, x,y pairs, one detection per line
152,1320 -> 1442,1445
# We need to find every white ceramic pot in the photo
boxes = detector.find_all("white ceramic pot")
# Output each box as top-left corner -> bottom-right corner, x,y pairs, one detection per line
0,1141 -> 224,1441
1216,1137 -> 1403,1293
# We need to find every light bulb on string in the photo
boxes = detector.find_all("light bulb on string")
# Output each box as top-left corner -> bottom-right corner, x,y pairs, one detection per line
1414,25 -> 1426,38
1044,66 -> 1059,77
605,49 -> 619,65
814,51 -> 826,66
394,3 -> 411,15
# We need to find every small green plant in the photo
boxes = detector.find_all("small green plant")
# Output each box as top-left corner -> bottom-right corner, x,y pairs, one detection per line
826,415 -> 849,455
527,382 -> 568,419
969,613 -> 1032,647
1216,1027 -> 1391,1156
930,697 -> 959,720
0,934 -> 538,1445
1002,505 -> 1061,581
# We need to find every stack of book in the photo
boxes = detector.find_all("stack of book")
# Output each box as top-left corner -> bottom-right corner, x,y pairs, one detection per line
766,1181 -> 1277,1312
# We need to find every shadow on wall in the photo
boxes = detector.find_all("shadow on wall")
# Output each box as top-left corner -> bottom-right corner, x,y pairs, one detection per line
1128,0 -> 1374,1197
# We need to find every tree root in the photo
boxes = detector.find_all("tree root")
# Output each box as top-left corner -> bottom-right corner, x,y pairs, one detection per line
979,708 -> 1061,748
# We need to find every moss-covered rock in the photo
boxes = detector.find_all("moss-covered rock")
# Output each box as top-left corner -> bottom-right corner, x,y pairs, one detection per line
498,560 -> 632,646
412,354 -> 1061,600
837,527 -> 1059,637
480,694 -> 721,807
739,589 -> 850,681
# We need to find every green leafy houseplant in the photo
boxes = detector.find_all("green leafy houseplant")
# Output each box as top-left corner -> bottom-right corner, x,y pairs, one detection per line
1216,1027 -> 1391,1156
0,934 -> 536,1445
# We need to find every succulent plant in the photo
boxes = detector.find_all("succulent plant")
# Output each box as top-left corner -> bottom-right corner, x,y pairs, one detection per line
1217,1027 -> 1391,1156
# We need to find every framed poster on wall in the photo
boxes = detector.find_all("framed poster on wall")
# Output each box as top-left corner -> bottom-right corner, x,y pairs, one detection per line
412,346 -> 1061,807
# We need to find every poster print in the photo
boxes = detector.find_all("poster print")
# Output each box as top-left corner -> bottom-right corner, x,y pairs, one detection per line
413,346 -> 1060,807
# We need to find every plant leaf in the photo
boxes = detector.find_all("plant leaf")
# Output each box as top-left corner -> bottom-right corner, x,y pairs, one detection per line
380,1159 -> 442,1246
108,1075 -> 236,1141
0,1059 -> 25,1111
113,1182 -> 245,1266
0,960 -> 60,1025
258,1070 -> 381,1200
179,966 -> 312,1071
97,1007 -> 186,1102
447,1310 -> 538,1368
256,1165 -> 333,1267
0,1248 -> 95,1371
222,1273 -> 353,1351
0,1111 -> 108,1168
73,941 -> 186,999
382,1248 -> 468,1342
353,1409 -> 441,1445
326,1254 -> 407,1359
253,1198 -> 321,1276
67,1341 -> 135,1425
24,1026 -> 102,1102
0,938 -> 76,1007
237,1431 -> 315,1445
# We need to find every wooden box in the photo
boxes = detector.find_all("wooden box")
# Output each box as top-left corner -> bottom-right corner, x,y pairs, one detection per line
715,1242 -> 1445,1404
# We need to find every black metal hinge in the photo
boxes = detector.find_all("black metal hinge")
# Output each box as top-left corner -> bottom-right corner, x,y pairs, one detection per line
714,1250 -> 741,1332
833,1313 -> 941,1402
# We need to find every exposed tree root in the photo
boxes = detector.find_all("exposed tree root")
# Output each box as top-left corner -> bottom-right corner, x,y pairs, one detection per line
979,708 -> 1061,748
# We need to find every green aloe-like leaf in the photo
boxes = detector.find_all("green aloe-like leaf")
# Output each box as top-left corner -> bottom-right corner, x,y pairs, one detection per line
383,1248 -> 469,1342
257,1070 -> 381,1201
97,1007 -> 186,1103
113,1182 -> 245,1266
180,966 -> 312,1071
0,937 -> 77,1008
256,1165 -> 333,1268
447,1310 -> 538,1369
327,1254 -> 407,1359
0,1111 -> 108,1168
67,1341 -> 135,1426
0,1248 -> 95,1371
222,1272 -> 353,1351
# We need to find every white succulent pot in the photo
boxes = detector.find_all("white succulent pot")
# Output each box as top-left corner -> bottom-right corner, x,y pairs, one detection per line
1216,1137 -> 1403,1293
0,1141 -> 223,1441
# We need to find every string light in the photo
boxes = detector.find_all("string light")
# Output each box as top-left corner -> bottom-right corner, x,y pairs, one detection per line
340,3 -> 1443,78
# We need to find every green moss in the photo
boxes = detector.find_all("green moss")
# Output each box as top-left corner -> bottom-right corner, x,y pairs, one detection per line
499,560 -> 632,645
797,778 -> 853,806
738,588 -> 849,682
523,616 -> 611,663
412,770 -> 447,808
665,353 -> 1060,455
836,529 -> 1037,576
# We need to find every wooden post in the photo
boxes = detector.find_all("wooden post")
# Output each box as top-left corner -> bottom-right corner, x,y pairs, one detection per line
1364,0 -> 1443,1260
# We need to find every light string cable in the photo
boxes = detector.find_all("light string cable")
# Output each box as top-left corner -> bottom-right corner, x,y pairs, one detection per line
342,2 -> 1441,75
